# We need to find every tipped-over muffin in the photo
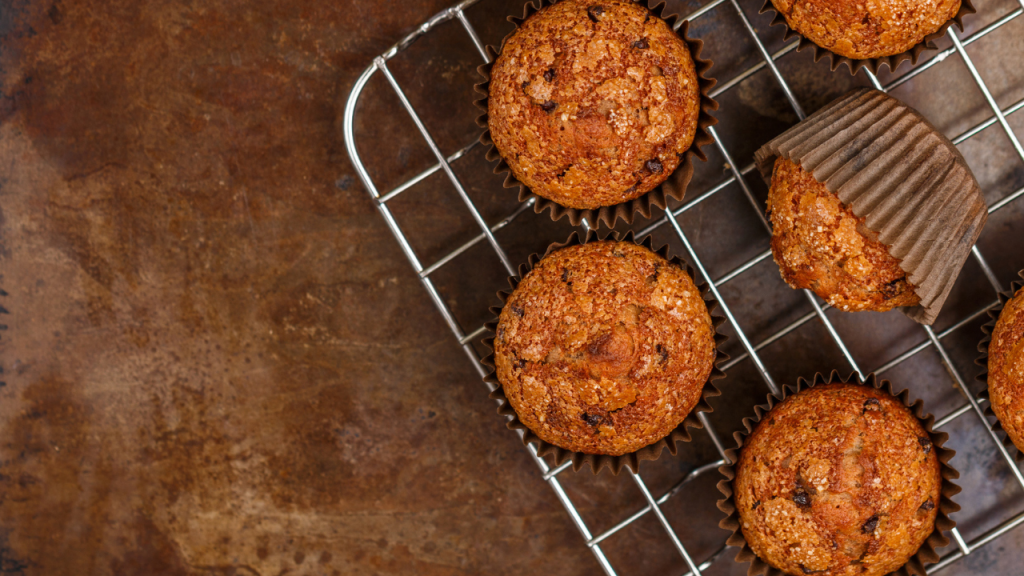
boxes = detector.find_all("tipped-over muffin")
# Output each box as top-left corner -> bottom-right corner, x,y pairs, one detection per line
734,383 -> 942,576
767,157 -> 920,313
488,0 -> 701,210
988,286 -> 1024,453
769,0 -> 961,59
493,241 -> 715,455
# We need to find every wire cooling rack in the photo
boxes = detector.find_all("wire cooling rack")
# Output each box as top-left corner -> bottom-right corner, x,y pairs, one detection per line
343,1 -> 1024,574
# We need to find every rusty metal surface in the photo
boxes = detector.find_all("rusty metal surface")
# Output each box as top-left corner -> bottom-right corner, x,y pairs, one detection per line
2,0 -> 1024,575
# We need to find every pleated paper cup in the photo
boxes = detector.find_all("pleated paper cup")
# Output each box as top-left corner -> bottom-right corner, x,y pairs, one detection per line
976,270 -> 1024,462
717,371 -> 961,576
479,230 -> 729,474
474,0 -> 718,228
754,88 -> 988,325
759,0 -> 976,75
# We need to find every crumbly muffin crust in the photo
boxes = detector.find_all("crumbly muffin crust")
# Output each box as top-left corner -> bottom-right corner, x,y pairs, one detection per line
769,0 -> 961,59
488,0 -> 701,210
735,383 -> 941,576
493,241 -> 714,455
767,158 -> 920,313
989,287 -> 1024,453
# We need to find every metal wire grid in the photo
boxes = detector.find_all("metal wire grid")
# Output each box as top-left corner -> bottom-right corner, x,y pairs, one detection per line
342,1 -> 1024,574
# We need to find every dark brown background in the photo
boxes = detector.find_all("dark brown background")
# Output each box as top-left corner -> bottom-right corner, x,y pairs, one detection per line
2,0 -> 1024,575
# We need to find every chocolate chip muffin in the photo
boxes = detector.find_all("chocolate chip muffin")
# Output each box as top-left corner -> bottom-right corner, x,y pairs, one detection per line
488,0 -> 702,210
734,383 -> 942,576
493,240 -> 715,456
769,0 -> 961,59
767,157 -> 920,313
988,286 -> 1024,453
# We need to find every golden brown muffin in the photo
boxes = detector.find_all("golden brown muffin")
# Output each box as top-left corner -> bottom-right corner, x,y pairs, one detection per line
488,0 -> 701,210
493,241 -> 715,455
735,383 -> 942,576
988,287 -> 1024,453
769,0 -> 961,59
767,158 -> 920,313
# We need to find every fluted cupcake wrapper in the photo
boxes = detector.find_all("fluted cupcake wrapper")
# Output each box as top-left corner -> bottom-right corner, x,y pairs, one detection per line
975,270 -> 1024,462
754,88 -> 987,325
479,230 -> 730,474
716,371 -> 962,576
473,0 -> 719,229
759,0 -> 976,75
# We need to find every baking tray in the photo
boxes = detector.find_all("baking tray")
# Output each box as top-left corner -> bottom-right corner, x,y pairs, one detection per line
343,1 -> 1024,573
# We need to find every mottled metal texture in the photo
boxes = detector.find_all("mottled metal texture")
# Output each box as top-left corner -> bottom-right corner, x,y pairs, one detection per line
2,1 -> 1024,576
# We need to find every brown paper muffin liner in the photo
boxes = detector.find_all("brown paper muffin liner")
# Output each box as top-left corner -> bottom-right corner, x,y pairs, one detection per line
717,371 -> 962,576
479,230 -> 729,474
754,88 -> 988,325
474,0 -> 719,229
975,269 -> 1024,462
759,0 -> 976,75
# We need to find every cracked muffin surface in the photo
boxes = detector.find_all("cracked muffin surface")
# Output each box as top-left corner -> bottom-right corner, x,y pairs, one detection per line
989,287 -> 1024,453
487,0 -> 701,209
769,0 -> 961,59
767,157 -> 920,313
735,383 -> 941,576
493,241 -> 714,455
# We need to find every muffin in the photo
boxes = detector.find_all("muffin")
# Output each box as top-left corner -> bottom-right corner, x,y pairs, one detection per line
987,285 -> 1024,453
755,88 -> 987,325
487,0 -> 702,210
733,383 -> 942,576
768,0 -> 961,60
767,157 -> 920,313
493,240 -> 715,456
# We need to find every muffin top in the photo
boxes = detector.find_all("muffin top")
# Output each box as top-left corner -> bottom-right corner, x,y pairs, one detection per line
767,157 -> 920,313
988,286 -> 1024,453
769,0 -> 961,59
487,0 -> 701,210
493,241 -> 715,456
735,383 -> 941,576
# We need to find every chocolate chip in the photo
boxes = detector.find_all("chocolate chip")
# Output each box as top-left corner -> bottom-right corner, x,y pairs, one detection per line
752,500 -> 761,510
793,489 -> 811,508
800,566 -> 825,574
582,412 -> 602,426
920,500 -> 935,512
562,268 -> 570,282
521,80 -> 529,91
540,100 -> 557,112
919,436 -> 932,454
645,158 -> 663,174
510,305 -> 525,318
862,515 -> 879,534
632,38 -> 649,49
543,68 -> 556,82
516,358 -> 527,369
656,344 -> 669,363
881,277 -> 905,300
644,13 -> 650,23
864,398 -> 880,408
587,5 -> 603,22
